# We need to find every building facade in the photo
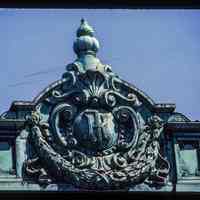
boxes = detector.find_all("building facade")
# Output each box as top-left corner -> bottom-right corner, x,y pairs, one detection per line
0,19 -> 200,192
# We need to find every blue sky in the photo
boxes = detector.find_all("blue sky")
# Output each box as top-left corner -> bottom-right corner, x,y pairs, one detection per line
0,9 -> 200,120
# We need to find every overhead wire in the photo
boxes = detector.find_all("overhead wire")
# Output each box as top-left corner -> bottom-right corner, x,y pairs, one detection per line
8,65 -> 65,87
7,56 -> 122,88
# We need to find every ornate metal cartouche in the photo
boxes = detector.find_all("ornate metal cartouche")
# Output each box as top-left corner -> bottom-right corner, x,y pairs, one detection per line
22,19 -> 170,190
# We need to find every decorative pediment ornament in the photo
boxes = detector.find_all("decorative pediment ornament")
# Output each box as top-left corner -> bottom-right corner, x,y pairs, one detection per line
23,19 -> 169,190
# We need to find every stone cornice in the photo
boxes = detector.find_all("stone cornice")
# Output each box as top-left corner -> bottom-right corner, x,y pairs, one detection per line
164,122 -> 200,133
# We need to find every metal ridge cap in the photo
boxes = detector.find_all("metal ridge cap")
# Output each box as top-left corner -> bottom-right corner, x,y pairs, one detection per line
154,103 -> 176,112
164,121 -> 200,133
9,101 -> 35,111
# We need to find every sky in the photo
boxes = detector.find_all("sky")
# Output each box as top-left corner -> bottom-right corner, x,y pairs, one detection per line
0,9 -> 200,120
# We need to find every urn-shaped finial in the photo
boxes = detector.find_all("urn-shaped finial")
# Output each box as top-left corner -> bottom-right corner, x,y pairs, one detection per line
73,18 -> 100,57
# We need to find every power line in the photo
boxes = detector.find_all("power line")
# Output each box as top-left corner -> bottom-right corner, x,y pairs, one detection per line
8,65 -> 65,87
23,66 -> 65,78
8,80 -> 45,87
7,57 -> 122,88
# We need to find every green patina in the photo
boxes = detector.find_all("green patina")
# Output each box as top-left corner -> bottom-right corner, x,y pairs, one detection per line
0,19 -> 199,192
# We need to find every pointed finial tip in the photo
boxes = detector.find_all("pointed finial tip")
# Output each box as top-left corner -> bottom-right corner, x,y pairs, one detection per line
81,18 -> 85,24
76,18 -> 94,37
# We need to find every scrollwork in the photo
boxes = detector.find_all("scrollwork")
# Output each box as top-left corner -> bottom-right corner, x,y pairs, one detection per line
21,20 -> 170,190
22,60 -> 169,190
50,103 -> 77,148
24,109 -> 169,189
113,106 -> 139,150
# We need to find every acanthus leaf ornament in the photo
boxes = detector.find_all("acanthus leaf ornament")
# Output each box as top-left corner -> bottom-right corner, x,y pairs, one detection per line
23,19 -> 170,190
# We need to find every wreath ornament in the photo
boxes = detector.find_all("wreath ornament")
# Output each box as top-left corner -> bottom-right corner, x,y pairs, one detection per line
23,72 -> 169,190
22,19 -> 169,190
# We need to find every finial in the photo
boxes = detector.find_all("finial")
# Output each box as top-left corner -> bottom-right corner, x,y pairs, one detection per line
73,18 -> 100,57
76,18 -> 94,37
81,18 -> 84,23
